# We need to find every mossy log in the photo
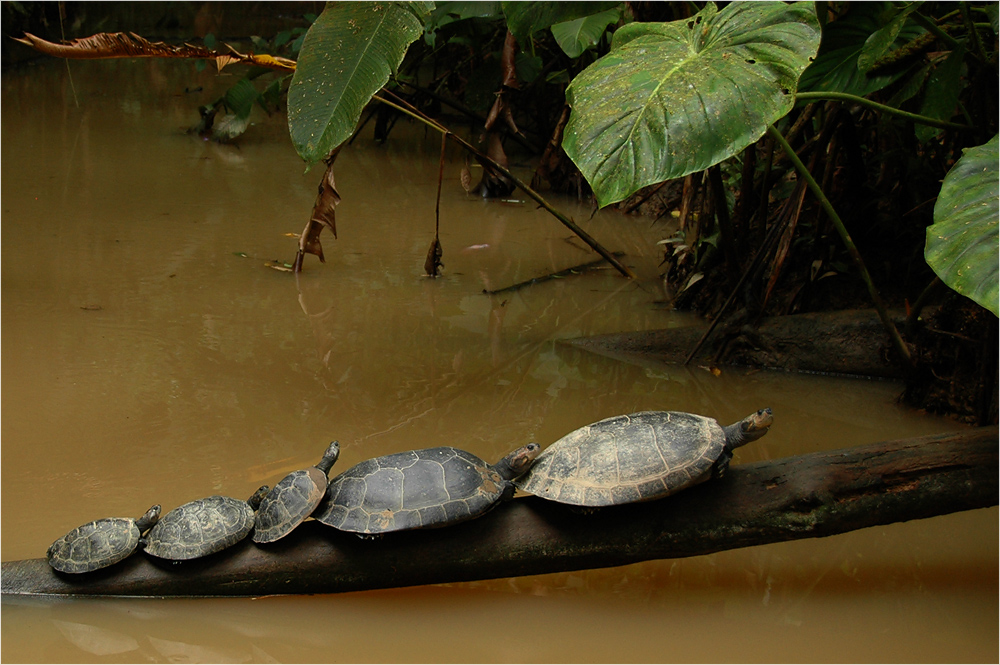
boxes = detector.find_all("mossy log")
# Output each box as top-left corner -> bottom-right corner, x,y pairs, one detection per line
2,428 -> 995,598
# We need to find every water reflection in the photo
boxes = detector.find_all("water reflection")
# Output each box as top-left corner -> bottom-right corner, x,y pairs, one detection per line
2,59 -> 996,663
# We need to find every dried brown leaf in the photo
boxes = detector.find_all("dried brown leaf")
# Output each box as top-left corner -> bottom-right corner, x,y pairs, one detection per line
424,237 -> 443,277
470,133 -> 515,198
13,31 -> 295,72
460,165 -> 473,193
294,157 -> 342,272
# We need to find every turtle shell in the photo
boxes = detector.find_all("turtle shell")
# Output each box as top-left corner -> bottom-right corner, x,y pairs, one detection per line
47,505 -> 161,574
313,447 -> 511,535
144,494 -> 259,561
252,442 -> 340,544
252,467 -> 329,543
515,411 -> 726,507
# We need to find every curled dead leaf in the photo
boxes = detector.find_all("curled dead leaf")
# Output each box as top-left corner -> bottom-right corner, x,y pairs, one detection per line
13,31 -> 296,72
424,237 -> 444,277
294,153 -> 341,272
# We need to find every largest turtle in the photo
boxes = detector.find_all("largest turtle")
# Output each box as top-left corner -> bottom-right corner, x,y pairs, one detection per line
515,408 -> 773,507
313,443 -> 540,536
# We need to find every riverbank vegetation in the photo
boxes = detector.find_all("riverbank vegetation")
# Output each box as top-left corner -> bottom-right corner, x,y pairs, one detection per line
10,1 -> 998,423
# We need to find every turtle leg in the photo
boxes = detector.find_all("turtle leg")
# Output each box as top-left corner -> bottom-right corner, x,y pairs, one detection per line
712,450 -> 734,479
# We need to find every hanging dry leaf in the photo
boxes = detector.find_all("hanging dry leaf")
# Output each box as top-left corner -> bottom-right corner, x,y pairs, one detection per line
424,237 -> 444,277
531,105 -> 572,191
294,154 -> 341,273
460,164 -> 473,193
472,132 -> 515,198
13,31 -> 296,72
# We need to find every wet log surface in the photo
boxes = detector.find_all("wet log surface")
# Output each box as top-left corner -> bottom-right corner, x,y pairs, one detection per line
3,428 -> 995,598
564,309 -> 907,378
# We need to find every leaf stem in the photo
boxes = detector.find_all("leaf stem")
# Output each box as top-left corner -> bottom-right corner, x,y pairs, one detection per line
373,92 -> 637,279
795,91 -> 973,130
766,124 -> 913,367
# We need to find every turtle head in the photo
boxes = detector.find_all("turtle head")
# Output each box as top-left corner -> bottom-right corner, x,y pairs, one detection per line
248,485 -> 270,510
493,443 -> 541,481
136,504 -> 161,533
315,441 -> 341,476
724,408 -> 773,450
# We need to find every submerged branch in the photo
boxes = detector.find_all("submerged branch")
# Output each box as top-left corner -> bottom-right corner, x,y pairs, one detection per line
483,253 -> 625,295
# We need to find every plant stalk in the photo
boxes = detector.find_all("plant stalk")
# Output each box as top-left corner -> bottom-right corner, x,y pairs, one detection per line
795,92 -> 973,131
766,125 -> 913,367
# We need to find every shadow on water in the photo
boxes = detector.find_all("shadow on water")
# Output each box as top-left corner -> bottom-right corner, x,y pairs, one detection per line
2,60 -> 997,662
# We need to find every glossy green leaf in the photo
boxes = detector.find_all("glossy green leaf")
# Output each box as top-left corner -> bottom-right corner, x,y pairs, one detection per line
288,2 -> 431,163
550,7 -> 620,58
799,2 -> 922,95
503,1 -> 620,46
926,135 -> 999,316
562,1 -> 820,208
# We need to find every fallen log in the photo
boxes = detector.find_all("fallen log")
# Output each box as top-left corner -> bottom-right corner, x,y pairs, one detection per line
2,428 -> 995,597
563,309 -> 908,378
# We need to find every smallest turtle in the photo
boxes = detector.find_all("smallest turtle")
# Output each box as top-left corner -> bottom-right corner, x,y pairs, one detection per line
47,505 -> 161,574
143,485 -> 270,561
253,441 -> 341,544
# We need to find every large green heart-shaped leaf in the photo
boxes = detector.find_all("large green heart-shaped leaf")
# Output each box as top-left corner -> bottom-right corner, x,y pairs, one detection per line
925,135 -> 999,316
288,2 -> 431,163
562,1 -> 820,208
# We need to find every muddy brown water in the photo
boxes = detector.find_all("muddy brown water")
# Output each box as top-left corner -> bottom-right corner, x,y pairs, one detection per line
2,60 -> 996,663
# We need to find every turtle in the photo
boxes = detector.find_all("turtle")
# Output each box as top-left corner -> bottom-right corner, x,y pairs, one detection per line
143,485 -> 270,561
47,504 -> 161,574
514,408 -> 773,507
252,441 -> 341,544
312,443 -> 540,536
